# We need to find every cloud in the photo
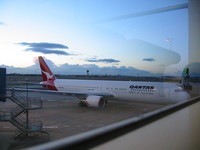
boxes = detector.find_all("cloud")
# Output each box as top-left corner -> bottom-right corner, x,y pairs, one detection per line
0,21 -> 6,25
143,58 -> 156,62
1,61 -> 155,76
86,58 -> 120,63
19,42 -> 68,49
25,48 -> 70,55
1,57 -> 184,76
19,42 -> 70,55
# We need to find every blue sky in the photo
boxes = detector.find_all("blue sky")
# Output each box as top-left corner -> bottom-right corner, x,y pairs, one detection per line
0,0 -> 188,75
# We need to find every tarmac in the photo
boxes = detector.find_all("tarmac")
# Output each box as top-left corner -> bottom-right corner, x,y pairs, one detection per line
1,75 -> 198,150
0,91 -> 165,150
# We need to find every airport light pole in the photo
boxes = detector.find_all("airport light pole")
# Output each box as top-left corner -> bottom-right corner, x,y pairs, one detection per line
165,38 -> 174,50
87,70 -> 89,76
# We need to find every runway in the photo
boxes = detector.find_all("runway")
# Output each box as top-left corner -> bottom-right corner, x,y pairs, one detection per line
0,91 -> 165,150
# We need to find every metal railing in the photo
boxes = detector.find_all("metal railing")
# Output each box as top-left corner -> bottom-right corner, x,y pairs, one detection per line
1,88 -> 44,138
10,89 -> 43,109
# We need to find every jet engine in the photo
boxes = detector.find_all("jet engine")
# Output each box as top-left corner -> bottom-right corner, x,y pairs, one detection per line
84,95 -> 107,108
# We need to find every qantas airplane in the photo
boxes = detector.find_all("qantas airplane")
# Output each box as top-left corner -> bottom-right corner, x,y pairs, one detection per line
38,56 -> 190,108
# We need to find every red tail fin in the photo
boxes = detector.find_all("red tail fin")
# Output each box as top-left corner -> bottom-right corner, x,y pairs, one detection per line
38,56 -> 56,81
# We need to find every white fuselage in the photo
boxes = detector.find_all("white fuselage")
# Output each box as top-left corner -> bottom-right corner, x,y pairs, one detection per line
54,79 -> 190,104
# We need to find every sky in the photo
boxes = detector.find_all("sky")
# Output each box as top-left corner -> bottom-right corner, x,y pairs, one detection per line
0,0 -> 188,76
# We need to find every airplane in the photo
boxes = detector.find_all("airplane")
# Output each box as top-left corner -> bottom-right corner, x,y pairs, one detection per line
38,56 -> 190,108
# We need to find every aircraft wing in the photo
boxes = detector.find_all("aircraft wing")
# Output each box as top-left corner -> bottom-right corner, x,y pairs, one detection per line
12,88 -> 114,98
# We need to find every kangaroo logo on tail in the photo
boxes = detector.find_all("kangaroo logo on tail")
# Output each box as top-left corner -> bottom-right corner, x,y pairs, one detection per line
41,70 -> 55,80
38,56 -> 56,81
